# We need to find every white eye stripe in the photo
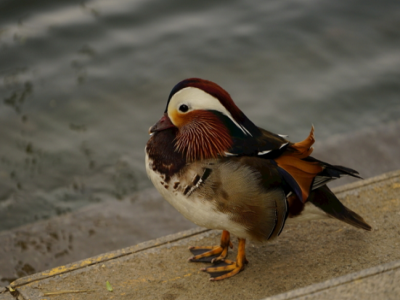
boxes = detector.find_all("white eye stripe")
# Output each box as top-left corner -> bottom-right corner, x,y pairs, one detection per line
169,87 -> 251,136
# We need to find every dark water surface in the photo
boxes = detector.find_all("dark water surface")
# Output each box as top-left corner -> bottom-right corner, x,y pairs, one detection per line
1,0 -> 400,232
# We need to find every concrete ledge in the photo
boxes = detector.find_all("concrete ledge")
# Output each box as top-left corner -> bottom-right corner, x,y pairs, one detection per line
2,170 -> 400,300
263,259 -> 400,300
332,169 -> 400,193
0,187 -> 197,285
8,227 -> 209,289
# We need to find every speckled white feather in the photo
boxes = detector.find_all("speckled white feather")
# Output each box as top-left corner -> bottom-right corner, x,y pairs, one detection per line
145,153 -> 251,239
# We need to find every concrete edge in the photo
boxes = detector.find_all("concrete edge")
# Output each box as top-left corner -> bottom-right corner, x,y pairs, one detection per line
262,259 -> 400,300
331,169 -> 400,194
7,169 -> 400,291
8,227 -> 209,289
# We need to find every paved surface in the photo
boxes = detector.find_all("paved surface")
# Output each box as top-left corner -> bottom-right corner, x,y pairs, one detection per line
263,260 -> 400,300
1,170 -> 399,300
0,189 -> 196,285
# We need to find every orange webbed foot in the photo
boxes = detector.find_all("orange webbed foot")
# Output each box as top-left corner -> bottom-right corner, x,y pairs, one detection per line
201,238 -> 247,281
188,230 -> 233,263
201,259 -> 243,281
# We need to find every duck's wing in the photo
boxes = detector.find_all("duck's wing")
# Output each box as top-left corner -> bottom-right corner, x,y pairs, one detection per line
223,123 -> 291,158
185,156 -> 288,241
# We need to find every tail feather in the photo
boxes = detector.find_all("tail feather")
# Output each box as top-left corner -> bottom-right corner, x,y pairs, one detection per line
305,156 -> 362,180
329,164 -> 362,179
300,156 -> 363,191
308,185 -> 371,231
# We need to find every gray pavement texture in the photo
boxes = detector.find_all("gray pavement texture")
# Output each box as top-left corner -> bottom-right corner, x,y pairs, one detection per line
0,188 -> 196,285
0,290 -> 15,300
1,170 -> 399,300
262,260 -> 400,300
1,119 -> 400,285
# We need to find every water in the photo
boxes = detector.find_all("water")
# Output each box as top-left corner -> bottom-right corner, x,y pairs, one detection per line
1,0 -> 400,232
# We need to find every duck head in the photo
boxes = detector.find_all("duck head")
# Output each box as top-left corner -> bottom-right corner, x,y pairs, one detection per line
149,78 -> 260,161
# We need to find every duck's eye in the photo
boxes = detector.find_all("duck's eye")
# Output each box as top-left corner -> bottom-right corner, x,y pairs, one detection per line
179,104 -> 189,113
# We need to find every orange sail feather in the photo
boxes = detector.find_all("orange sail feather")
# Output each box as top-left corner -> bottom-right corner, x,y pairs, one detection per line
275,126 -> 322,202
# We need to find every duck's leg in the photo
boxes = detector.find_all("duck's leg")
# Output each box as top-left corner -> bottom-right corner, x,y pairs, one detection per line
188,230 -> 233,263
201,238 -> 248,281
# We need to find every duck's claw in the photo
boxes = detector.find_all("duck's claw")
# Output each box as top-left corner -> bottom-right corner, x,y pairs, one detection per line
188,245 -> 230,263
188,230 -> 233,263
201,259 -> 245,281
188,231 -> 248,281
199,237 -> 248,281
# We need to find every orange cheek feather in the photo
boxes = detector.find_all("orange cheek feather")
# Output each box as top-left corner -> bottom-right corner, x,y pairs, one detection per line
173,110 -> 233,161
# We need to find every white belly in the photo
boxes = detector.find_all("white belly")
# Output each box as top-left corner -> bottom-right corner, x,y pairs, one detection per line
145,154 -> 249,237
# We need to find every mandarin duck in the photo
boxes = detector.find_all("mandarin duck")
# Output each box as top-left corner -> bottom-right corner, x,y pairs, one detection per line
145,78 -> 371,281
